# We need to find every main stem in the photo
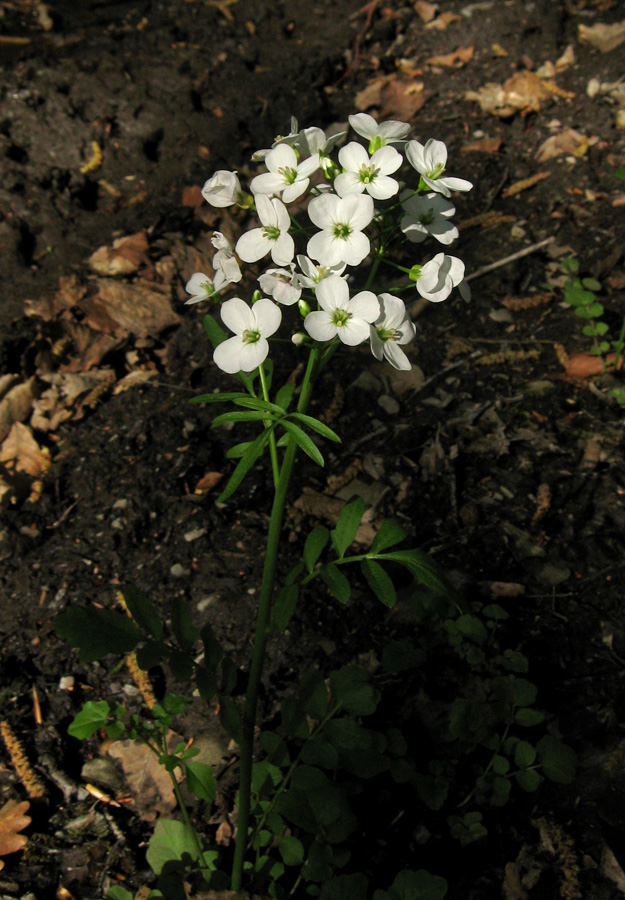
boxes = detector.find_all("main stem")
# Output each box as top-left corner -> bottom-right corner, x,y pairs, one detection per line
230,347 -> 320,891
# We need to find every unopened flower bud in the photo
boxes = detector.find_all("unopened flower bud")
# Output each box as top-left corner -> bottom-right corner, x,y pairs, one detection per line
292,332 -> 306,346
237,191 -> 255,210
251,289 -> 262,304
409,264 -> 422,283
298,298 -> 311,318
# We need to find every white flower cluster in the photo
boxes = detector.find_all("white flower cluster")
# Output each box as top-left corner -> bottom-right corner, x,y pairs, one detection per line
185,114 -> 473,374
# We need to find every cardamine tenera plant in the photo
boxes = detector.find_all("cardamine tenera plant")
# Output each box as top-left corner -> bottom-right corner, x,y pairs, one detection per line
55,115 -> 575,900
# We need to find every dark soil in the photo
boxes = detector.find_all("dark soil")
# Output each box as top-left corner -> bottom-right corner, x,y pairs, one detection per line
2,0 -> 625,898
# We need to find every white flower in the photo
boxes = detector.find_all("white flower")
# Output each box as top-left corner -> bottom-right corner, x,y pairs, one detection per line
415,253 -> 465,302
211,232 -> 242,283
258,265 -> 302,306
307,193 -> 374,267
235,195 -> 295,266
185,272 -> 225,304
405,140 -> 473,197
370,295 -> 416,371
304,276 -> 379,346
297,126 -> 346,171
294,255 -> 347,289
201,170 -> 242,208
348,113 -> 411,153
251,116 -> 299,161
400,190 -> 459,245
334,141 -> 402,200
250,144 -> 319,203
213,297 -> 282,374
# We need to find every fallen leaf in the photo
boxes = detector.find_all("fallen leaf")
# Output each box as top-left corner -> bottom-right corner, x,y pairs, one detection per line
578,20 -> 625,53
414,0 -> 437,23
88,231 -> 149,277
356,73 -> 427,120
461,136 -> 502,153
602,844 -> 625,892
425,10 -> 461,29
426,46 -> 474,67
555,44 -> 575,69
565,352 -> 604,378
535,128 -> 588,162
0,423 -> 47,477
0,799 -> 31,868
0,378 -> 36,443
24,275 -> 86,320
107,735 -> 182,822
195,471 -> 224,494
80,280 -> 180,338
491,43 -> 508,57
466,71 -> 556,117
182,185 -> 204,207
293,488 -> 377,546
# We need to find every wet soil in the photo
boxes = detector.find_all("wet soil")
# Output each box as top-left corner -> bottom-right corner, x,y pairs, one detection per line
1,0 -> 625,897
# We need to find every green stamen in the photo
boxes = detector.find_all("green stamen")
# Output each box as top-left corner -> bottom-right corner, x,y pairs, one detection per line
332,309 -> 351,328
263,225 -> 281,241
242,329 -> 261,345
333,223 -> 352,240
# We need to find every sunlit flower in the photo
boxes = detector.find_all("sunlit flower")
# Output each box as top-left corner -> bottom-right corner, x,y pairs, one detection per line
400,191 -> 459,245
414,253 -> 465,302
297,126 -> 346,172
405,140 -> 473,197
348,113 -> 411,154
304,275 -> 379,346
185,272 -> 224,304
258,264 -> 302,306
250,144 -> 319,203
307,193 -> 374,266
201,170 -> 242,208
370,294 -> 416,370
334,141 -> 402,200
211,232 -> 242,283
235,195 -> 295,266
294,255 -> 347,289
213,297 -> 282,373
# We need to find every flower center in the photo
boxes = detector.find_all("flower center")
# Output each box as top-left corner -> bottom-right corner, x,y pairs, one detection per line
242,328 -> 261,345
278,166 -> 298,184
358,163 -> 377,184
427,162 -> 445,180
331,309 -> 351,328
263,225 -> 281,241
420,209 -> 434,225
376,326 -> 400,343
333,223 -> 352,241
201,280 -> 214,296
314,266 -> 328,283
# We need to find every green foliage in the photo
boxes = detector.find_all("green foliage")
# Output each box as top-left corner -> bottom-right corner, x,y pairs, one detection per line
53,607 -> 143,663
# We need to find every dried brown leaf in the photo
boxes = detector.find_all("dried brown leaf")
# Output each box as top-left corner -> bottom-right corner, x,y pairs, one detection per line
0,423 -> 47,478
578,20 -> 625,52
88,231 -> 149,277
80,280 -> 180,338
461,136 -> 502,154
108,735 -> 182,822
425,10 -> 460,29
0,378 -> 36,443
535,128 -> 588,162
0,800 -> 31,859
426,46 -> 474,67
414,0 -> 437,23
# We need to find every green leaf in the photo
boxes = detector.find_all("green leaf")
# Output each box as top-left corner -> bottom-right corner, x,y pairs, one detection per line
370,519 -> 407,554
491,776 -> 511,807
54,607 -> 143,663
514,740 -> 537,768
361,558 -> 396,608
275,382 -> 296,411
515,708 -> 545,727
289,413 -> 341,442
536,735 -> 576,784
271,583 -> 299,633
331,495 -> 366,558
194,667 -> 217,702
68,700 -> 111,740
301,740 -> 339,770
184,761 -> 216,802
515,769 -> 541,792
190,390 -> 249,405
122,585 -> 163,640
492,754 -> 510,776
146,819 -> 200,875
299,668 -> 329,720
380,549 -> 450,596
279,835 -> 305,866
292,765 -> 330,792
200,623 -> 223,671
281,419 -> 324,466
319,873 -> 368,900
261,731 -> 290,768
226,441 -> 253,459
381,638 -> 426,673
170,597 -> 199,653
232,395 -> 285,414
325,719 -> 371,751
136,640 -> 168,670
561,258 -> 579,274
169,649 -> 194,682
211,409 -> 268,427
202,313 -> 227,348
615,166 -> 625,180
218,695 -> 242,744
513,678 -> 538,708
304,525 -> 330,573
320,564 -> 351,604
383,869 -> 448,900
455,614 -> 487,644
482,603 -> 509,621
331,666 -> 379,715
107,886 -> 135,900
217,428 -> 273,503
582,277 -> 602,291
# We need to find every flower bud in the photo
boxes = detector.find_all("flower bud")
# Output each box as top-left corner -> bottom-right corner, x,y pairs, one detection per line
298,298 -> 311,318
408,265 -> 422,283
292,332 -> 306,346
251,289 -> 262,304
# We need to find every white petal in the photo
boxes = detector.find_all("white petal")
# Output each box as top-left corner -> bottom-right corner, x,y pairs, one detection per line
213,336 -> 245,373
308,194 -> 339,229
307,230 -> 341,265
341,231 -> 370,266
366,176 -> 399,201
250,172 -> 286,195
236,228 -> 269,263
304,311 -> 337,342
238,338 -> 269,372
423,139 -> 447,171
221,297 -> 255,335
339,317 -> 370,346
429,220 -> 459,245
384,342 -> 411,370
370,145 -> 402,174
186,272 -> 212,298
282,181 -> 309,203
334,172 -> 365,198
255,194 -> 276,226
350,291 -> 380,323
316,276 -> 348,313
348,113 -> 377,140
297,154 -> 320,178
439,175 -> 473,193
405,141 -> 426,173
378,120 -> 411,142
377,294 -> 407,328
401,218 -> 428,243
271,233 -> 295,266
341,194 -> 374,232
339,141 -> 369,172
370,331 -> 385,362
253,298 -> 282,336
265,143 -> 298,173
273,197 -> 291,232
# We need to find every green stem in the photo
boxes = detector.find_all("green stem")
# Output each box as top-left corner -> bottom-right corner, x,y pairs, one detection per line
259,362 -> 279,489
230,347 -> 321,892
612,317 -> 625,374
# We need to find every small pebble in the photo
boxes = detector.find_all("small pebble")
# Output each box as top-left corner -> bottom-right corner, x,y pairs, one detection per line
377,394 -> 400,415
170,563 -> 186,577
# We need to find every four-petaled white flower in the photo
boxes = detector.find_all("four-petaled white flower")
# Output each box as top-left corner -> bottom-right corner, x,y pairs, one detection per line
405,140 -> 473,198
304,276 -> 379,346
258,264 -> 302,306
400,191 -> 459,245
185,272 -> 225,304
307,193 -> 374,267
370,294 -> 416,371
236,195 -> 295,266
250,144 -> 319,203
348,113 -> 411,153
201,170 -> 242,208
296,126 -> 347,172
213,297 -> 282,373
294,255 -> 347,289
334,141 -> 402,200
414,253 -> 465,303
